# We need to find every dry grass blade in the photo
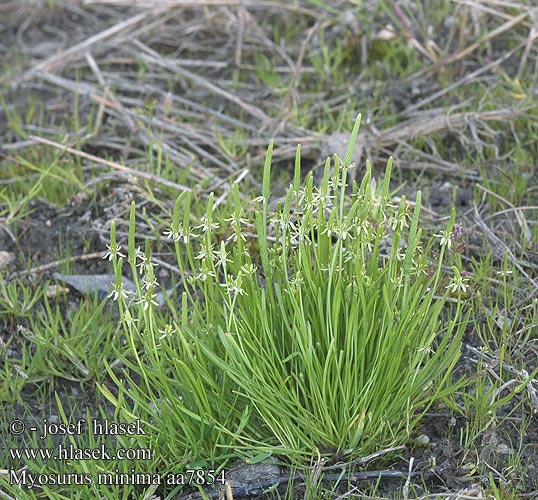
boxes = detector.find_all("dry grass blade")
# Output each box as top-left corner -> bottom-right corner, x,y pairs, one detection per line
466,345 -> 538,415
83,0 -> 323,17
32,70 -> 219,178
14,252 -> 105,278
133,40 -> 270,123
376,109 -> 517,146
443,11 -> 528,66
472,205 -> 538,288
404,39 -> 528,113
28,135 -> 191,192
476,183 -> 532,243
307,109 -> 518,178
84,0 -> 245,5
276,20 -> 326,132
14,7 -> 170,86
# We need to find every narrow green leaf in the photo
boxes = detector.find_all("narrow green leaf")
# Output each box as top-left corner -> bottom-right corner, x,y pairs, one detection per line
403,191 -> 421,277
263,140 -> 273,202
245,451 -> 273,464
343,113 -> 362,167
381,156 -> 393,200
293,143 -> 302,193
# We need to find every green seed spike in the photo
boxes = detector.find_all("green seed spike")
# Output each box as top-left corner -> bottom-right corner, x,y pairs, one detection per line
256,211 -> 270,278
110,220 -> 117,252
381,156 -> 393,201
181,292 -> 188,328
403,191 -> 421,277
128,201 -> 136,268
321,156 -> 332,193
359,159 -> 372,197
172,191 -> 186,230
259,141 -> 273,271
343,113 -> 362,167
293,144 -> 301,193
206,192 -> 214,221
114,256 -> 123,290
183,191 -> 191,232
126,201 -> 142,292
263,140 -> 273,203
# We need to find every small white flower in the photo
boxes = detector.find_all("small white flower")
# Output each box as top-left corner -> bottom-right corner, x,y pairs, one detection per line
195,242 -> 215,261
196,216 -> 220,234
418,344 -> 434,354
395,247 -> 405,261
163,226 -> 181,242
164,223 -> 196,243
369,193 -> 382,212
290,272 -> 304,287
390,207 -> 410,231
122,308 -> 138,328
215,241 -> 231,268
312,187 -> 335,209
107,281 -> 130,302
221,274 -> 245,298
136,251 -> 151,275
292,224 -> 311,244
390,276 -> 403,289
333,222 -> 353,241
342,249 -> 354,263
224,212 -> 248,229
225,231 -> 246,243
134,246 -> 145,262
355,219 -> 371,238
189,267 -> 215,283
142,275 -> 159,292
158,324 -> 175,340
240,263 -> 257,276
321,225 -> 333,238
412,257 -> 428,275
445,266 -> 469,294
136,292 -> 159,311
434,229 -> 453,249
103,243 -> 125,261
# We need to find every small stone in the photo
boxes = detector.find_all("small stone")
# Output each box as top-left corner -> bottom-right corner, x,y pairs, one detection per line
226,459 -> 281,487
496,444 -> 512,455
0,251 -> 14,270
416,434 -> 430,444
46,284 -> 70,298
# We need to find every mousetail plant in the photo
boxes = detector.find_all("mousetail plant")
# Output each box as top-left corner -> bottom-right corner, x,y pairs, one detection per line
103,113 -> 468,467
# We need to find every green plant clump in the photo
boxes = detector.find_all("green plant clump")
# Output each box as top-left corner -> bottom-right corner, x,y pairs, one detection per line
103,115 -> 467,469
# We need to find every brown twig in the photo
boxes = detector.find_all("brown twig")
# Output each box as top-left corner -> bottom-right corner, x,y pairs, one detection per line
13,252 -> 105,279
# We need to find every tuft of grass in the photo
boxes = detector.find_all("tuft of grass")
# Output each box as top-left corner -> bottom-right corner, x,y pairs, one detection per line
102,115 -> 468,479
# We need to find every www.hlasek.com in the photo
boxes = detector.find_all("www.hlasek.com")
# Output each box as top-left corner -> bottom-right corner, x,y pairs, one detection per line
10,442 -> 153,462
